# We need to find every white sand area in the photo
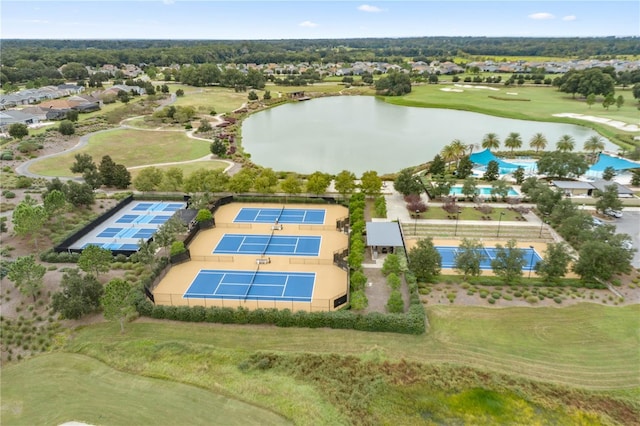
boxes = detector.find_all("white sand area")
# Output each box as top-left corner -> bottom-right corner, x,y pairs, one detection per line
453,84 -> 500,91
553,113 -> 639,132
440,88 -> 464,92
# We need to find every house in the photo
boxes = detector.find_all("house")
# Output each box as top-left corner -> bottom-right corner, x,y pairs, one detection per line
0,110 -> 40,132
590,180 -> 635,198
551,180 -> 595,197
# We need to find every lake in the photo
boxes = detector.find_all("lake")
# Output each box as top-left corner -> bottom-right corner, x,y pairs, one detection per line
241,96 -> 617,175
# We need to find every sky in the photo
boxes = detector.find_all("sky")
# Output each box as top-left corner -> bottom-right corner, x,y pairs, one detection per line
1,1 -> 639,40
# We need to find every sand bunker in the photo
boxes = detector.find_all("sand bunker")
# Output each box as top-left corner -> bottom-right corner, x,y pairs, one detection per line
440,88 -> 464,92
553,113 -> 640,132
454,84 -> 500,91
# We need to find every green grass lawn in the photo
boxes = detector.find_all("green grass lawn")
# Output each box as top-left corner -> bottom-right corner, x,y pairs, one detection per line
3,304 -> 637,425
385,84 -> 639,147
172,86 -> 249,114
0,353 -> 290,426
29,129 -> 211,177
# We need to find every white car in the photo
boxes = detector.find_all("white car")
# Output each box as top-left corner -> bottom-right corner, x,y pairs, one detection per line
592,217 -> 604,226
604,208 -> 623,218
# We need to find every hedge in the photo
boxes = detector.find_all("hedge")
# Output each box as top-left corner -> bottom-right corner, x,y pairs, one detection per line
135,295 -> 426,335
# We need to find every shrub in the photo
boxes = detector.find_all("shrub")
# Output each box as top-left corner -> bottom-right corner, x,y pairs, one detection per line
170,241 -> 186,256
350,290 -> 368,311
350,270 -> 367,292
554,297 -> 562,304
386,290 -> 404,313
195,209 -> 212,222
4,191 -> 15,199
387,273 -> 401,290
526,295 -> 539,304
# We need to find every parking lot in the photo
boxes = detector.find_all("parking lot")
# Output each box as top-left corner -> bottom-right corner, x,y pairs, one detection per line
613,209 -> 640,268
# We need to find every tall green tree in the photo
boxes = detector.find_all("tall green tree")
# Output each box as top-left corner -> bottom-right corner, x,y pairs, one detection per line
133,167 -> 164,192
504,132 -> 522,153
491,239 -> 526,285
227,168 -> 255,193
360,170 -> 382,197
483,160 -> 499,181
536,151 -> 588,179
253,168 -> 278,194
7,255 -> 46,302
529,133 -> 547,153
374,71 -> 411,96
428,154 -> 446,176
535,243 -> 571,284
408,237 -> 441,282
70,153 -> 96,174
98,155 -> 117,186
8,123 -> 28,139
595,184 -> 623,214
305,171 -> 332,196
51,269 -> 104,319
43,189 -> 66,221
584,136 -> 605,163
573,239 -> 634,283
455,156 -> 474,179
556,135 -> 575,152
334,170 -> 357,199
481,133 -> 500,151
210,139 -> 227,157
183,168 -> 229,193
393,168 -> 422,196
280,173 -> 303,198
101,278 -> 135,333
586,93 -> 596,108
461,176 -> 478,200
64,181 -> 95,207
12,200 -> 47,249
454,238 -> 486,279
78,245 -> 113,277
111,164 -> 132,189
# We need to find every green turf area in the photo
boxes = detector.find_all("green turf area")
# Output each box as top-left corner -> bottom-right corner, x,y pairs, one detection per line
172,86 -> 249,114
29,129 -> 211,177
27,303 -> 633,424
128,160 -> 229,180
384,84 -> 639,146
0,352 -> 290,426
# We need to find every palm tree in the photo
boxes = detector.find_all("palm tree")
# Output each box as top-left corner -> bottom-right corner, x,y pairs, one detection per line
556,134 -> 575,152
529,132 -> 547,153
584,135 -> 605,164
481,133 -> 500,151
440,144 -> 457,171
504,132 -> 523,154
449,139 -> 467,166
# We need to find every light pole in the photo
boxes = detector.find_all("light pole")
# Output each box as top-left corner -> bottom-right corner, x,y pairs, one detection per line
414,209 -> 419,235
454,208 -> 462,236
496,211 -> 505,238
528,245 -> 535,279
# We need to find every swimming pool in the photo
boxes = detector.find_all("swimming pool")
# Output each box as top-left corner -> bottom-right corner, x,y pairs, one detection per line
449,186 -> 519,197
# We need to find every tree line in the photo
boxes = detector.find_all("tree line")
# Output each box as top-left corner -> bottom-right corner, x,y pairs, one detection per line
3,37 -> 638,69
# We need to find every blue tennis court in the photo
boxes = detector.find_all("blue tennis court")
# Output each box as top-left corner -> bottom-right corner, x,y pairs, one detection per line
116,214 -> 172,225
132,202 -> 183,212
214,234 -> 321,256
97,227 -> 156,239
437,246 -> 542,270
234,207 -> 326,224
184,269 -> 315,302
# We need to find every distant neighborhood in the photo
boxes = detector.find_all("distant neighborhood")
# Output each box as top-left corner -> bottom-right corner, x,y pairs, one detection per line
1,57 -> 639,133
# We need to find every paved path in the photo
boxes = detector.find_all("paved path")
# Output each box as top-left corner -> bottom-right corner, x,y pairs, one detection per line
15,106 -> 240,181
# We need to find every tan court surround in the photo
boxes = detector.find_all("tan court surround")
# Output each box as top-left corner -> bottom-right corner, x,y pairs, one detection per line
153,202 -> 349,311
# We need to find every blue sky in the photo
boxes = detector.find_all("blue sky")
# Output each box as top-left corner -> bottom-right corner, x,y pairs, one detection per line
2,1 -> 639,39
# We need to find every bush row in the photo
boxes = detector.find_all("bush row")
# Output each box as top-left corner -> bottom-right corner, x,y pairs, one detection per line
136,302 -> 425,335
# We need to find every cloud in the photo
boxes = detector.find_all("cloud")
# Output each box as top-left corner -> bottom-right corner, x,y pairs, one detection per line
562,15 -> 577,21
528,12 -> 555,20
299,21 -> 318,28
358,5 -> 383,13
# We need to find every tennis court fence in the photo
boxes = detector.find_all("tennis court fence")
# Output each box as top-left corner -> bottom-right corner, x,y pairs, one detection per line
189,255 -> 235,262
216,223 -> 253,229
298,224 -> 336,231
151,293 -> 345,312
289,258 -> 332,265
